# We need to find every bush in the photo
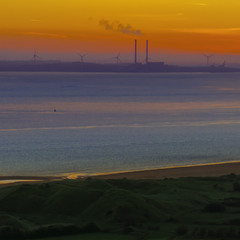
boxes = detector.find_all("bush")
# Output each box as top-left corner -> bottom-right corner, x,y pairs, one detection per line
198,227 -> 207,237
233,182 -> 240,192
0,226 -> 25,239
204,202 -> 226,213
215,227 -> 229,238
191,227 -> 207,237
229,219 -> 240,225
134,229 -> 149,240
175,225 -> 188,235
80,222 -> 100,233
123,226 -> 136,234
30,224 -> 79,238
226,228 -> 237,238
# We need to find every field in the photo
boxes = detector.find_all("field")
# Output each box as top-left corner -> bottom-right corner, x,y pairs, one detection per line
0,174 -> 240,240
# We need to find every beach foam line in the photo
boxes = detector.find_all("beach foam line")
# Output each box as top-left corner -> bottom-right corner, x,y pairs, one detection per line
65,160 -> 240,179
0,180 -> 43,185
0,124 -> 151,132
1,161 -> 240,184
2,120 -> 240,132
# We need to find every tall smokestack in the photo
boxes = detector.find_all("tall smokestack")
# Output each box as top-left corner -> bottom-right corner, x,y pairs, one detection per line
146,40 -> 149,64
135,40 -> 137,64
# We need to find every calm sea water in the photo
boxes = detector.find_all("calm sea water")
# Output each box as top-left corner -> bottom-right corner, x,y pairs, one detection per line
1,72 -> 240,176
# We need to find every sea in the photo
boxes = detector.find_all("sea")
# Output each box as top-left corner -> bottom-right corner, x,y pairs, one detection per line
1,72 -> 240,177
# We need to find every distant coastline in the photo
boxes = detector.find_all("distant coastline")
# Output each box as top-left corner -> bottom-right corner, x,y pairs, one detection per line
1,161 -> 240,185
94,160 -> 240,180
0,61 -> 239,73
0,176 -> 62,186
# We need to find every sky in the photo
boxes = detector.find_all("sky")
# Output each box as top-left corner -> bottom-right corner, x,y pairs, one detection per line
1,0 -> 240,64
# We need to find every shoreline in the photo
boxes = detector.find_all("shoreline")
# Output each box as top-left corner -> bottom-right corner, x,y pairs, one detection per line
93,161 -> 240,180
1,161 -> 240,185
0,176 -> 63,186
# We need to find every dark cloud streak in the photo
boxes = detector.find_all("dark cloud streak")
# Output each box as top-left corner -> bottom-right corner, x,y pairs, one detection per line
99,19 -> 143,36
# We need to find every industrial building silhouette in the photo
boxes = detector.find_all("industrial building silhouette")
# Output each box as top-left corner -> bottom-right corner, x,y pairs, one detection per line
0,40 -> 237,72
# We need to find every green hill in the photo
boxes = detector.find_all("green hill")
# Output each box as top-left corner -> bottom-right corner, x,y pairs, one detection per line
0,175 -> 240,239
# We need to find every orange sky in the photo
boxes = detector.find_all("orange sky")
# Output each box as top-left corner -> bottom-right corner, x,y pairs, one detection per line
1,0 -> 240,55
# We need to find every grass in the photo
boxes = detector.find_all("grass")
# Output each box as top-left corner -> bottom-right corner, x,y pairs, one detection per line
31,233 -> 135,240
0,175 -> 239,239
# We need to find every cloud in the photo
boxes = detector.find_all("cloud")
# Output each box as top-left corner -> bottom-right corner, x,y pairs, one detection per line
162,28 -> 240,35
99,19 -> 143,35
22,32 -> 68,39
192,2 -> 208,6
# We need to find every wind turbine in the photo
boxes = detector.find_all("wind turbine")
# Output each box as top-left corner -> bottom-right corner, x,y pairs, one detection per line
77,53 -> 87,63
113,53 -> 121,64
33,49 -> 41,63
220,60 -> 226,68
203,54 -> 213,66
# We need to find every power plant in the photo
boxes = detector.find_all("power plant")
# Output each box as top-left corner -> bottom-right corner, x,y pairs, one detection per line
135,40 -> 137,64
134,39 -> 164,67
134,39 -> 149,64
0,39 -> 234,72
146,40 -> 149,64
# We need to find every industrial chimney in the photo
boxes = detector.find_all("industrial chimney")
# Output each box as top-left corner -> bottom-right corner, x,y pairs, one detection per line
146,40 -> 149,64
135,40 -> 137,64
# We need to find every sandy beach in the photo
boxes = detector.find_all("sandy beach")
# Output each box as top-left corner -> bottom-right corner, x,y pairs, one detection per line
1,161 -> 240,185
94,161 -> 240,180
0,176 -> 62,186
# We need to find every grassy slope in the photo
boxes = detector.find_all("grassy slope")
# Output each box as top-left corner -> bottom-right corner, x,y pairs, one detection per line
34,233 -> 135,240
0,175 -> 239,239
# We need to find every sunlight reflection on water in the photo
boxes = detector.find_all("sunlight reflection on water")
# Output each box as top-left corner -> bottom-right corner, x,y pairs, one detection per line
1,72 -> 240,175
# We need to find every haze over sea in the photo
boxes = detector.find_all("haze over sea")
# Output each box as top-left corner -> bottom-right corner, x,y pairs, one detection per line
1,72 -> 240,177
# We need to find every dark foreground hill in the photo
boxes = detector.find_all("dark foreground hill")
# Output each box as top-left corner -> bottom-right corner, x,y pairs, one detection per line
0,175 -> 240,240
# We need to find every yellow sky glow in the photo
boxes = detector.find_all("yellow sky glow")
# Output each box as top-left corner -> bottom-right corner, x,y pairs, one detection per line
0,0 -> 240,54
